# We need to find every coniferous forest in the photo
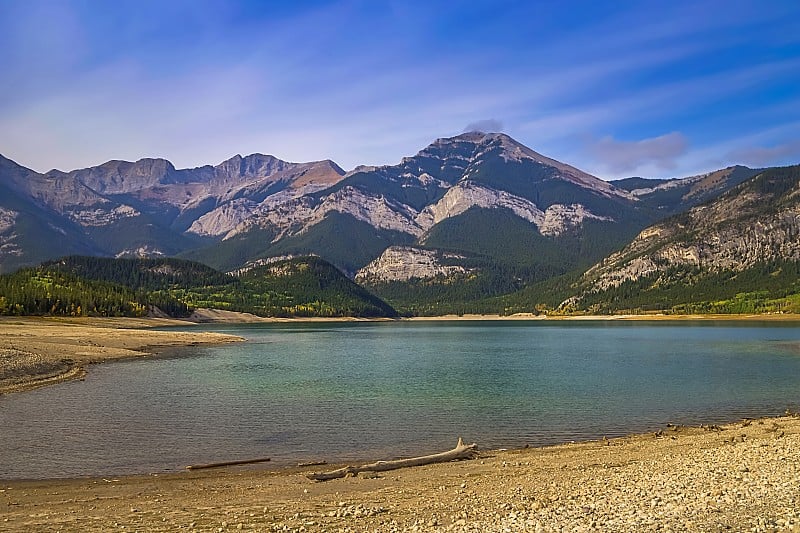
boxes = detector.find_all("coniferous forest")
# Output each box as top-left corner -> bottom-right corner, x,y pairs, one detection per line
2,254 -> 800,318
0,256 -> 397,318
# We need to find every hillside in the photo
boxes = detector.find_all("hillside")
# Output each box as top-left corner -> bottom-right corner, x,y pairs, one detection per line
563,165 -> 800,314
0,266 -> 187,317
0,156 -> 100,273
357,206 -> 638,315
0,256 -> 397,318
611,166 -> 761,214
179,256 -> 398,318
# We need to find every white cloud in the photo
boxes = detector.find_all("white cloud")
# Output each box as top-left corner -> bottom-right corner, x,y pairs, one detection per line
666,120 -> 800,178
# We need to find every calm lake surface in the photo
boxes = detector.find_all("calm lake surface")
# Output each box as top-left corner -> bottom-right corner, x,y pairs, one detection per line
2,320 -> 799,479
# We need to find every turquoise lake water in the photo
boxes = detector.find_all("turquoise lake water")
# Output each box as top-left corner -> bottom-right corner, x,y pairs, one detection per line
1,320 -> 799,479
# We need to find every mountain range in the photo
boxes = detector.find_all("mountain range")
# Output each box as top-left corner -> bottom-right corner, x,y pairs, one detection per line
0,151 -> 344,272
565,164 -> 800,314
1,132 -> 797,315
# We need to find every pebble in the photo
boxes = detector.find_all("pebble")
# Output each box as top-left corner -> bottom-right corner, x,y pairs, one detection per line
368,419 -> 800,532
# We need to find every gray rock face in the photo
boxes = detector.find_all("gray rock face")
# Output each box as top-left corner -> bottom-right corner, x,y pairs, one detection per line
48,154 -> 345,213
185,159 -> 345,237
0,207 -> 18,234
581,166 -> 800,292
0,151 -> 345,267
0,207 -> 21,257
614,166 -> 761,214
50,158 -> 177,194
2,155 -> 108,212
355,246 -> 473,283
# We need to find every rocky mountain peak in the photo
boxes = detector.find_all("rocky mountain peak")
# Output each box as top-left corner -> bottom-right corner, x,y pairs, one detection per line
407,132 -> 629,199
317,159 -> 345,173
0,153 -> 39,187
214,153 -> 288,182
455,130 -> 492,140
45,158 -> 178,195
417,131 -> 496,158
4,135 -> 791,292
477,134 -> 631,199
291,159 -> 346,187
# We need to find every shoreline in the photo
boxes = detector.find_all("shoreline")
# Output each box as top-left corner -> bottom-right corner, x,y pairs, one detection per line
0,316 -> 243,395
3,312 -> 799,395
405,312 -> 800,322
186,308 -> 800,323
2,414 -> 798,530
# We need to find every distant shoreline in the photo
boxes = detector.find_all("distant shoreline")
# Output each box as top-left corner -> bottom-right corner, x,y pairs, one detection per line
3,311 -> 799,395
187,308 -> 800,323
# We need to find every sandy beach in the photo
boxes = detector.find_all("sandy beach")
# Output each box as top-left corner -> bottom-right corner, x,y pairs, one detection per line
0,415 -> 797,532
0,316 -> 243,395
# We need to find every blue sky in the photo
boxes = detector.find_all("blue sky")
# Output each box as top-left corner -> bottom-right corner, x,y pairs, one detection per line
1,0 -> 798,179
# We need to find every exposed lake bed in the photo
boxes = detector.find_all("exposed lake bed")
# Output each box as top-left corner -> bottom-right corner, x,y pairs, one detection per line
0,317 -> 243,395
2,415 -> 799,531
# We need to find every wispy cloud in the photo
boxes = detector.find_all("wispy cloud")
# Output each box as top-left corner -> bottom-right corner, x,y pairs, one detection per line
512,56 -> 800,177
657,120 -> 800,177
728,141 -> 800,168
586,133 -> 689,174
463,119 -> 504,133
0,0 -> 798,178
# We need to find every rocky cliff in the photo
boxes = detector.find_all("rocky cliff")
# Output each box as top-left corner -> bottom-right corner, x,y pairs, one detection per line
578,165 -> 800,296
355,246 -> 473,283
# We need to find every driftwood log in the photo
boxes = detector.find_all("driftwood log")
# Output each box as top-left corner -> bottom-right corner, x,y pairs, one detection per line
186,456 -> 271,470
306,438 -> 478,481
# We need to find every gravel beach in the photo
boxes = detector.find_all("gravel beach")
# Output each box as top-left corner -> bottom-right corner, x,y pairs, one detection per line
1,415 -> 798,532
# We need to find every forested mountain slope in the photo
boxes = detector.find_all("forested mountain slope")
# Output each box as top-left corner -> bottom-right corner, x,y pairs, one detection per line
0,256 -> 396,318
564,165 -> 800,314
